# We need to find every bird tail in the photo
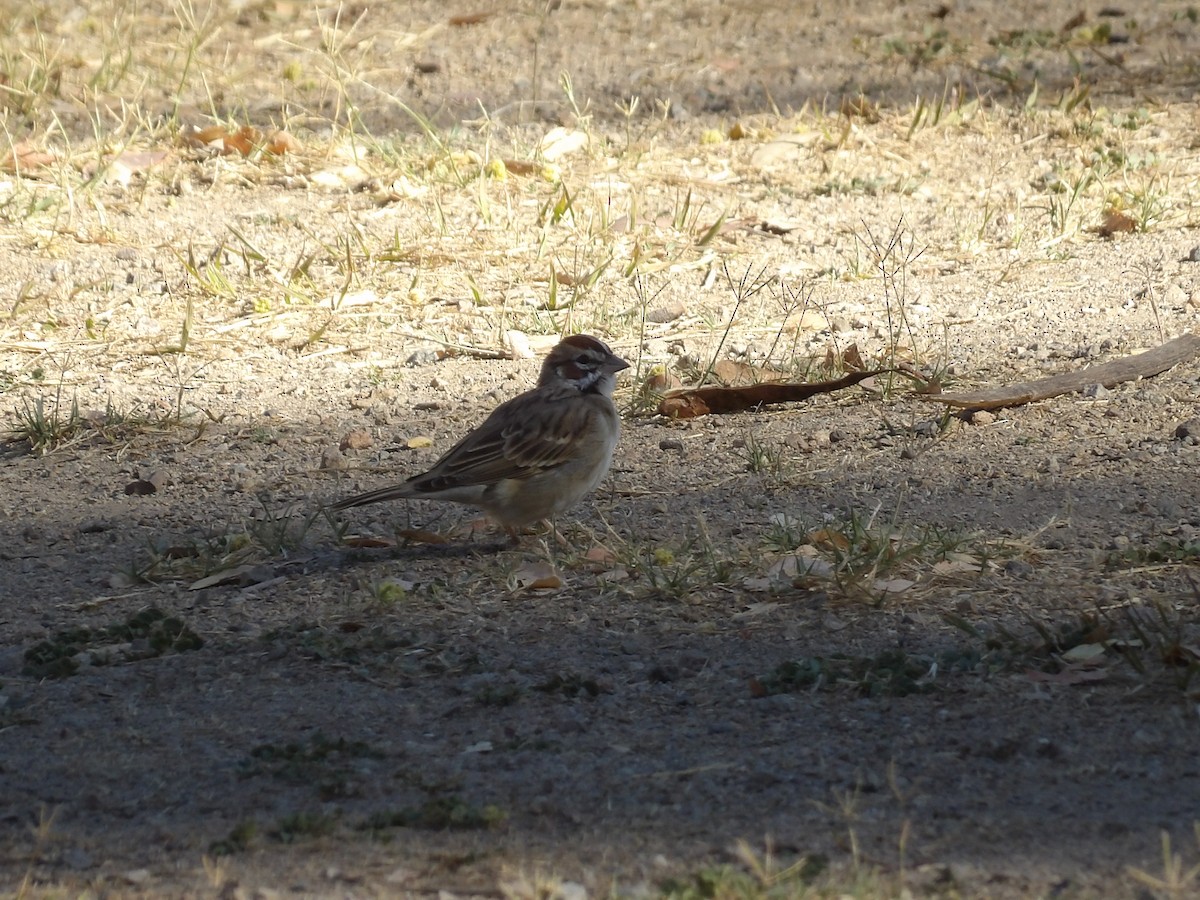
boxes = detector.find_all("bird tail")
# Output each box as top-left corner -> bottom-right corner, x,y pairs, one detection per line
328,483 -> 415,511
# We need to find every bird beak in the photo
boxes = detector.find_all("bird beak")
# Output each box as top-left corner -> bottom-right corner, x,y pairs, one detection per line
606,354 -> 631,374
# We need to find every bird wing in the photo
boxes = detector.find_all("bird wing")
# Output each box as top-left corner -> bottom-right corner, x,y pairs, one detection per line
409,386 -> 596,492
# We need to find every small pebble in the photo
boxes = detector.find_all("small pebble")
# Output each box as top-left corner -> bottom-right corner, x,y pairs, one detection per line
405,348 -> 440,366
659,438 -> 684,451
320,447 -> 345,470
1174,419 -> 1200,440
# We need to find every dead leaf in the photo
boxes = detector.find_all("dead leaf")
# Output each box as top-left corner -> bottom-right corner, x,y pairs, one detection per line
0,141 -> 56,173
540,127 -> 589,161
511,562 -> 564,591
931,558 -> 983,576
449,11 -> 493,25
659,369 -> 886,418
767,550 -> 832,581
1060,10 -> 1087,32
1095,208 -> 1137,237
503,159 -> 537,176
189,564 -> 271,591
1024,666 -> 1108,685
265,130 -> 300,155
646,301 -> 686,323
406,435 -> 433,449
641,368 -> 683,398
584,545 -> 618,566
806,528 -> 851,552
1060,643 -> 1108,664
181,124 -> 264,156
504,329 -> 535,358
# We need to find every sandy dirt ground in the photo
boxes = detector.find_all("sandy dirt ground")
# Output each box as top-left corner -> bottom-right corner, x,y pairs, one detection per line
2,1 -> 1199,897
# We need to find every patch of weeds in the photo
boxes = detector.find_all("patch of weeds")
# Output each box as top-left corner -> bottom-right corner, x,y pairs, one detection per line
737,433 -> 792,478
264,621 -> 482,680
1037,166 -> 1094,238
1111,177 -> 1174,233
476,682 -> 521,706
23,607 -> 203,679
989,28 -> 1058,53
1121,597 -> 1200,697
367,577 -> 410,606
622,517 -> 738,602
533,672 -> 603,699
881,26 -> 965,67
791,508 -> 986,602
763,610 -> 1162,699
359,796 -> 506,832
264,621 -> 419,668
271,811 -> 338,843
1128,826 -> 1200,898
943,605 -> 1198,692
143,504 -> 324,583
9,392 -> 82,455
855,218 -> 930,390
753,647 -> 979,698
1105,537 -> 1200,569
240,732 -> 383,794
660,841 -> 830,899
209,820 -> 258,856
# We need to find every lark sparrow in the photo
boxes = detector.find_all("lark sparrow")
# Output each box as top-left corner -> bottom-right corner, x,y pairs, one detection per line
331,334 -> 629,537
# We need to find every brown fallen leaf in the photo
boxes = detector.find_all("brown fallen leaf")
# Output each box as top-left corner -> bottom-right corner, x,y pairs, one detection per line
181,124 -> 272,157
396,528 -> 449,545
511,562 -> 563,591
646,301 -> 686,323
1094,208 -> 1137,237
449,11 -> 493,25
0,141 -> 56,173
503,159 -> 538,176
583,545 -> 619,566
807,528 -> 851,552
659,369 -> 885,418
265,130 -> 300,155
